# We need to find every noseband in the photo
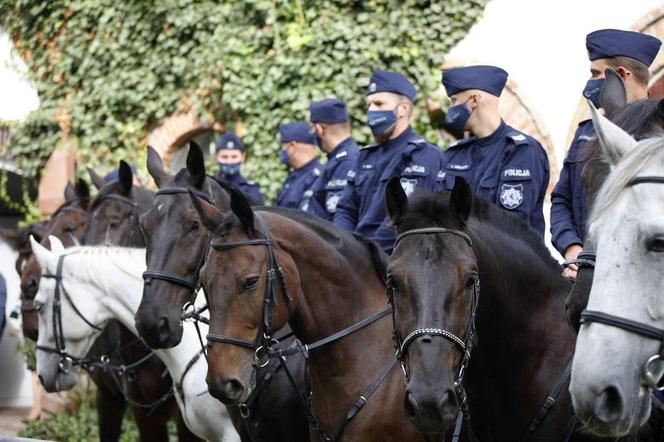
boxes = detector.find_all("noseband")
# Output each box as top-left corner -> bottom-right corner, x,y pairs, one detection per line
580,175 -> 664,390
390,226 -> 479,418
36,254 -> 103,373
205,213 -> 293,367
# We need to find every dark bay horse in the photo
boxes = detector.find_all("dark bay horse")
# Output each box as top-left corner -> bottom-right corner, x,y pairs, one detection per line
78,162 -> 200,442
189,186 -> 427,442
384,176 -> 586,440
136,143 -> 310,442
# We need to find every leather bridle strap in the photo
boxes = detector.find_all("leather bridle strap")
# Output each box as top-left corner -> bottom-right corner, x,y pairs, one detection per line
563,251 -> 596,269
581,310 -> 664,341
627,176 -> 664,186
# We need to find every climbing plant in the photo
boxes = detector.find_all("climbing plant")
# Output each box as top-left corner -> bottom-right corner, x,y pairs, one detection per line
1,0 -> 488,203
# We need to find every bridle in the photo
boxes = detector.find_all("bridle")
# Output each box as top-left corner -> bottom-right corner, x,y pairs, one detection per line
36,254 -> 103,373
142,187 -> 217,298
579,175 -> 664,391
205,212 -> 293,367
88,193 -> 140,246
389,226 -> 479,426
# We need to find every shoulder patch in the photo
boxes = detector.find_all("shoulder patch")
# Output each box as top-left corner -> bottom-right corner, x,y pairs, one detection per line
507,133 -> 529,146
335,151 -> 348,159
347,170 -> 356,179
448,137 -> 473,148
247,180 -> 257,185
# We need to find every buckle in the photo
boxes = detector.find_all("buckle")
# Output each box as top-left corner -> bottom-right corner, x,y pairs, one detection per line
643,354 -> 664,390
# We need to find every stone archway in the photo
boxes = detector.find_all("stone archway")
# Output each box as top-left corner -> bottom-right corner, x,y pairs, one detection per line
433,60 -> 557,189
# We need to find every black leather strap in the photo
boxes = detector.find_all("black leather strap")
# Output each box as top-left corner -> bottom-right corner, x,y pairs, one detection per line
627,176 -> 664,186
581,310 -> 664,341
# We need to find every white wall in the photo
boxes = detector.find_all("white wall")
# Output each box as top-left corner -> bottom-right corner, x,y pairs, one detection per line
0,239 -> 33,407
448,0 -> 664,165
0,29 -> 39,121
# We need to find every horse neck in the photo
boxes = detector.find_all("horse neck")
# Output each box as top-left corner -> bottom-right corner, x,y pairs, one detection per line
70,250 -> 201,380
267,214 -> 392,367
466,221 -> 575,434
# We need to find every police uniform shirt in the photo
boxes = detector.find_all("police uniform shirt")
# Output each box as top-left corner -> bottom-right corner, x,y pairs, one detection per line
218,171 -> 264,206
334,126 -> 445,253
276,158 -> 322,210
307,137 -> 359,221
441,121 -> 549,236
550,119 -> 594,254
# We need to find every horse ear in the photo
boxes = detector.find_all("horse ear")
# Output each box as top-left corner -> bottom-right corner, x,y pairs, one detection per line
88,167 -> 105,190
75,179 -> 90,209
48,235 -> 66,254
588,100 -> 637,164
118,160 -> 133,195
188,189 -> 224,232
30,235 -> 57,271
64,181 -> 77,202
450,176 -> 472,223
228,186 -> 255,236
146,146 -> 167,188
186,141 -> 206,189
599,69 -> 627,120
385,176 -> 408,224
0,227 -> 25,250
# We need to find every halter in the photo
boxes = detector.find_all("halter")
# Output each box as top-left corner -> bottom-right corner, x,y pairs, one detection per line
579,175 -> 664,390
390,226 -> 479,427
36,255 -> 103,373
205,212 -> 293,367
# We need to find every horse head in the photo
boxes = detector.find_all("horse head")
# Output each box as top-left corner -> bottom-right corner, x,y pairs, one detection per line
135,142 -> 231,349
384,176 -> 477,434
571,102 -> 664,436
189,188 -> 293,405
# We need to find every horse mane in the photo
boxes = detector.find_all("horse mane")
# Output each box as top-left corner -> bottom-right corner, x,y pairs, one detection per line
259,206 -> 389,285
60,246 -> 145,283
398,189 -> 561,271
589,136 -> 664,227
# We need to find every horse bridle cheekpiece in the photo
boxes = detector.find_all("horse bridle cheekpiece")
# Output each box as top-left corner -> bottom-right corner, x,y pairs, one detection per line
389,227 -> 479,415
36,254 -> 103,373
580,175 -> 664,390
205,212 -> 294,368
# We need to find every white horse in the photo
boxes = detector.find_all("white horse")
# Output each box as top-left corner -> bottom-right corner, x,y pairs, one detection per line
30,237 -> 240,442
570,103 -> 664,437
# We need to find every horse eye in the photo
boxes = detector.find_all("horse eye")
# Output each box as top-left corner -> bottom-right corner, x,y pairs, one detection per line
387,277 -> 399,293
464,275 -> 477,288
190,221 -> 200,232
647,236 -> 664,253
243,276 -> 260,291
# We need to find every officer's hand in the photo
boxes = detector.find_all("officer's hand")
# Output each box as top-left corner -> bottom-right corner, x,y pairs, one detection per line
562,244 -> 583,281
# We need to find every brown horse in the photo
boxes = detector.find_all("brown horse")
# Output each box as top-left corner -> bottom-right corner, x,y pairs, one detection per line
136,143 -> 310,442
189,185 -> 426,442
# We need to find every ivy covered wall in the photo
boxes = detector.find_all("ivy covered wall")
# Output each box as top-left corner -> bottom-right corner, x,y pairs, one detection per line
1,0 -> 488,202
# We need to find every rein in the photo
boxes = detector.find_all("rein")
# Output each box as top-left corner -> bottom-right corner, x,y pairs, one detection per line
578,175 -> 664,390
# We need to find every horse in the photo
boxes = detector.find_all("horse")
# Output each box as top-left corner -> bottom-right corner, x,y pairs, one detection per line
18,179 -> 90,341
136,143 -> 310,442
188,185 -> 427,442
563,70 -> 664,331
383,176 -> 589,440
569,104 -> 664,437
30,238 -> 241,441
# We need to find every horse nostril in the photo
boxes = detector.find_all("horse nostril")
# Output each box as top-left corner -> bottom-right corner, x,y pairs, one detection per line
404,391 -> 421,419
595,385 -> 624,423
439,389 -> 458,411
222,379 -> 244,401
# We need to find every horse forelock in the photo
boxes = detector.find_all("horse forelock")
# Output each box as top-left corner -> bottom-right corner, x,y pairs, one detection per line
590,136 -> 664,229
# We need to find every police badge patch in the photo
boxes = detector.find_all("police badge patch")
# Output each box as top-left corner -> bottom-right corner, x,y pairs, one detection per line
500,184 -> 523,210
400,178 -> 417,197
326,192 -> 341,214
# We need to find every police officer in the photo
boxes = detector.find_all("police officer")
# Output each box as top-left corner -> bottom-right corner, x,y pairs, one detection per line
307,98 -> 359,221
441,65 -> 549,236
550,29 -> 661,280
276,122 -> 321,210
215,132 -> 264,205
334,70 -> 444,253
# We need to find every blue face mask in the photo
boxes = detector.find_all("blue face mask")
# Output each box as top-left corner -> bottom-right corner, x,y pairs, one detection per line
218,161 -> 241,177
367,109 -> 397,135
279,149 -> 290,165
445,99 -> 472,133
582,78 -> 604,108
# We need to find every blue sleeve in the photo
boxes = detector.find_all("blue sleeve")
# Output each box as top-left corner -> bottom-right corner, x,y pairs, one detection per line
306,177 -> 329,220
550,159 -> 582,254
248,186 -> 264,206
333,170 -> 359,231
0,274 -> 6,337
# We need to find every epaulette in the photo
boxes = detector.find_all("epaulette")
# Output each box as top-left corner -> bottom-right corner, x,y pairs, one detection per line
335,151 -> 348,159
448,137 -> 474,149
507,132 -> 530,146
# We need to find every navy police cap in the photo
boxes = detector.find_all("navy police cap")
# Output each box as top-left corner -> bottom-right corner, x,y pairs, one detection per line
441,65 -> 508,97
279,122 -> 316,145
216,132 -> 244,152
309,98 -> 349,124
367,70 -> 417,102
586,29 -> 661,66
